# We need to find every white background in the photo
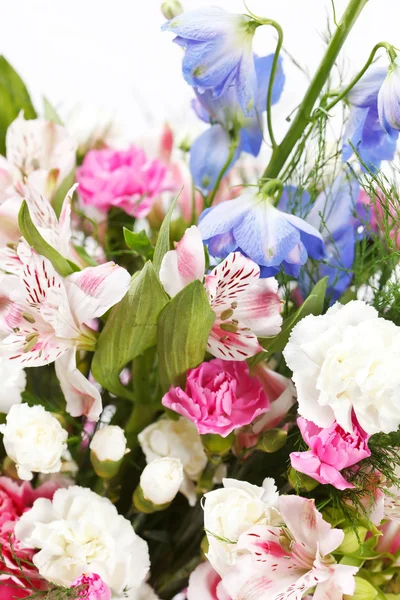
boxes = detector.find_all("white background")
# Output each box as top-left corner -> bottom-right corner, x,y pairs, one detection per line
2,0 -> 400,144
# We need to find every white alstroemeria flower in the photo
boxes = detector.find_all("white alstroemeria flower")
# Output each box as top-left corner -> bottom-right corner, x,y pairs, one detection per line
0,247 -> 130,420
138,417 -> 207,506
203,477 -> 280,576
283,300 -> 400,435
378,56 -> 400,133
159,226 -> 282,360
0,403 -> 68,480
6,112 -> 77,187
15,485 -> 150,596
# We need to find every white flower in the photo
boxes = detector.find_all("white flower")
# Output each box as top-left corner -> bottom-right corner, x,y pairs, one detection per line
378,56 -> 400,133
15,485 -> 150,596
0,404 -> 68,480
90,425 -> 129,462
0,357 -> 26,413
138,417 -> 207,506
283,300 -> 400,435
135,582 -> 161,600
203,477 -> 280,576
140,457 -> 184,505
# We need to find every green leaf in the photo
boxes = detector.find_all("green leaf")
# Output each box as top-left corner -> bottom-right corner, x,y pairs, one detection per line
0,56 -> 36,155
91,262 -> 169,398
157,280 -> 215,391
153,189 -> 181,274
123,228 -> 154,260
43,96 -> 63,125
52,168 -> 76,218
250,277 -> 328,365
18,200 -> 78,277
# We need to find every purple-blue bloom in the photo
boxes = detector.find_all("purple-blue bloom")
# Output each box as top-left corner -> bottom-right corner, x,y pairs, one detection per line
378,57 -> 400,134
198,189 -> 326,277
162,7 -> 259,115
279,175 -> 360,302
343,68 -> 398,173
190,54 -> 284,190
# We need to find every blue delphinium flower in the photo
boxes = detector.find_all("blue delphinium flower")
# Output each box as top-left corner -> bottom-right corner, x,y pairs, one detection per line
279,174 -> 360,302
162,7 -> 260,115
198,188 -> 326,277
378,56 -> 400,134
189,54 -> 285,190
343,68 -> 399,172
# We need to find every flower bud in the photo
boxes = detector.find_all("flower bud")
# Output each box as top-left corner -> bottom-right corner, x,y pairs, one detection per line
90,425 -> 129,479
337,526 -> 368,554
140,457 -> 184,506
344,577 -> 379,600
201,432 -> 234,459
161,0 -> 183,20
288,467 -> 319,492
256,429 -> 287,453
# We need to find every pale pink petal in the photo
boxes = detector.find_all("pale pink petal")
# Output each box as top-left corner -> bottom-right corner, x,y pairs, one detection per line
17,248 -> 63,314
237,571 -> 318,600
0,247 -> 23,276
65,262 -> 131,324
159,225 -> 205,297
278,496 -> 344,558
0,196 -> 22,245
55,349 -> 102,420
207,323 -> 263,361
233,278 -> 282,337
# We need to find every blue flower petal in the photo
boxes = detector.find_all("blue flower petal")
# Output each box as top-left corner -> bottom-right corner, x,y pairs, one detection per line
198,193 -> 255,241
240,119 -> 263,156
255,54 -> 285,113
283,213 -> 326,260
189,124 -> 239,191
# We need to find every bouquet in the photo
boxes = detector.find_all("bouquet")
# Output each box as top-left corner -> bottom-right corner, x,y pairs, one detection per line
1,0 -> 400,598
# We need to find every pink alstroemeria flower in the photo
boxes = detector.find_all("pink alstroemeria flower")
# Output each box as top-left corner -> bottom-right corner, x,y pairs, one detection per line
0,247 -> 130,420
187,562 -> 231,600
159,226 -> 282,360
290,416 -> 371,491
224,496 -> 358,600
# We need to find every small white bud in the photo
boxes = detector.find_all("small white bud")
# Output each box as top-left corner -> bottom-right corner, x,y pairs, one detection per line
140,457 -> 184,505
90,425 -> 128,462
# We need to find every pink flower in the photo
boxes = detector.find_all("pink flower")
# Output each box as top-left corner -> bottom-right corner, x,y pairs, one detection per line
290,416 -> 371,490
71,573 -> 111,600
187,562 -> 231,600
376,520 -> 400,555
162,359 -> 270,437
0,477 -> 59,598
358,188 -> 400,249
159,226 -> 282,361
76,146 -> 169,218
0,245 -> 130,420
223,496 -> 358,600
236,363 -> 296,450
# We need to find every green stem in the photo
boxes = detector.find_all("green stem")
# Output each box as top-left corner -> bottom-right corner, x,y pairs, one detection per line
261,20 -> 284,149
205,135 -> 239,208
262,0 -> 369,181
326,42 -> 397,112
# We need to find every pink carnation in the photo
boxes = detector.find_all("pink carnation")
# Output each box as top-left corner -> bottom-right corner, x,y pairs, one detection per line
162,359 -> 270,437
0,477 -> 58,598
290,416 -> 371,490
71,573 -> 111,600
76,146 -> 169,218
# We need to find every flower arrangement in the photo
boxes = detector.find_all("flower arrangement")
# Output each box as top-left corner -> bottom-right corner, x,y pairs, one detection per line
1,1 -> 400,599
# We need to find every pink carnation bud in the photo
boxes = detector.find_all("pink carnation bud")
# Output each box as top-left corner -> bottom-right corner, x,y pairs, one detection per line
290,414 -> 371,490
162,359 -> 270,437
71,573 -> 111,600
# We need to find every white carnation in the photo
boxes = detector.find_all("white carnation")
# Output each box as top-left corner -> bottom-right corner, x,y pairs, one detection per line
203,477 -> 280,576
15,485 -> 150,596
141,457 -> 184,505
90,425 -> 129,462
138,417 -> 207,506
0,358 -> 26,414
0,404 -> 68,480
283,300 -> 400,434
